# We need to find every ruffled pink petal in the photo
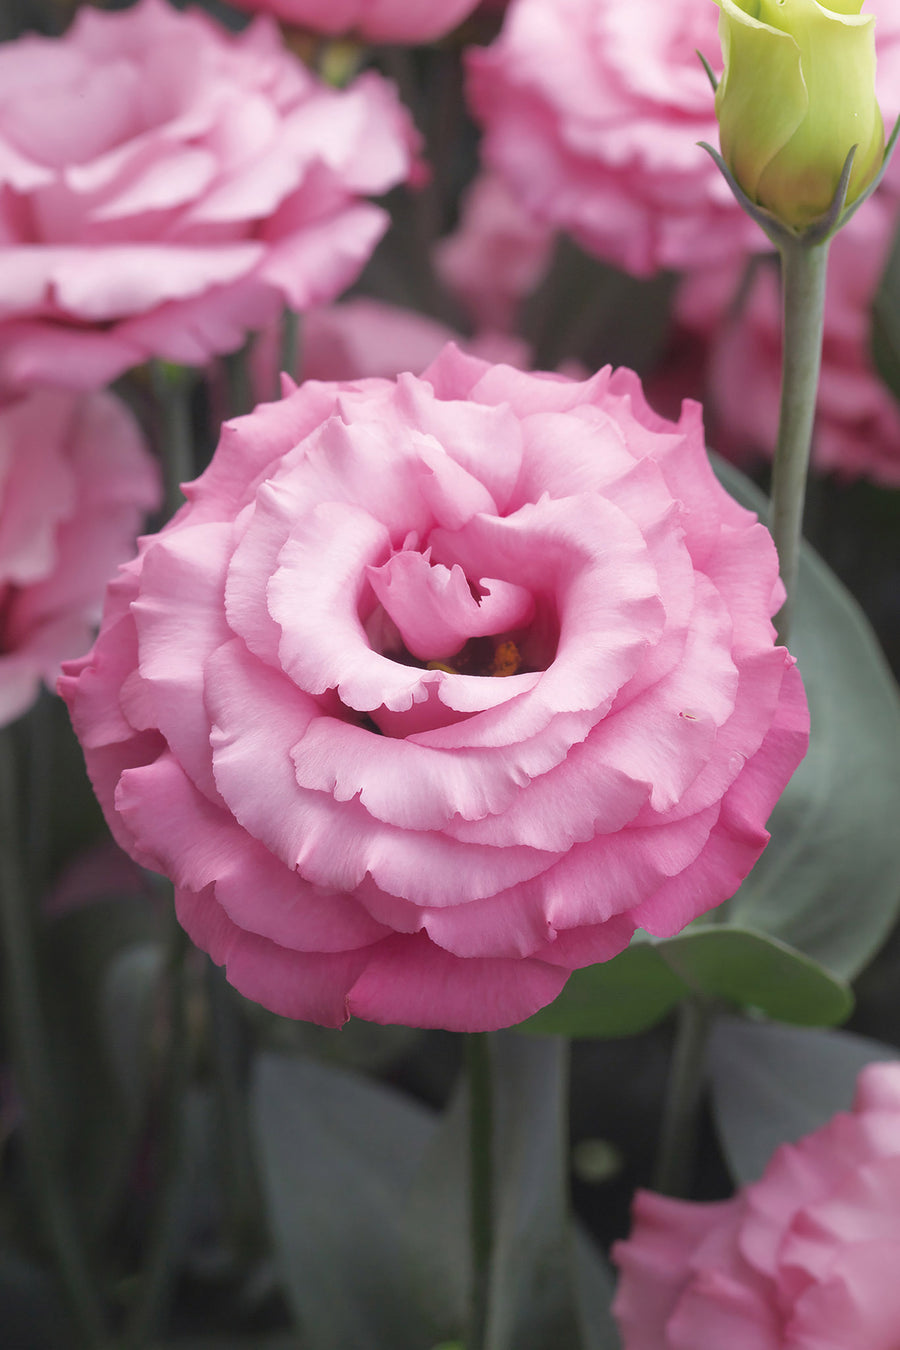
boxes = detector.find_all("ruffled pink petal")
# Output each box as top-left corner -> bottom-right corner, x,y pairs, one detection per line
367,550 -> 534,662
0,244 -> 262,322
395,370 -> 525,512
206,638 -> 555,903
344,931 -> 568,1031
778,1156 -> 900,1302
256,204 -> 389,311
785,1240 -> 900,1350
612,1192 -> 744,1350
175,884 -> 371,1029
667,1269 -> 781,1350
126,522 -> 234,802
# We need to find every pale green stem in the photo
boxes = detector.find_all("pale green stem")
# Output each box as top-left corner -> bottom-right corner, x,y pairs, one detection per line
150,363 -> 195,522
654,997 -> 713,1198
0,727 -> 111,1348
121,915 -> 191,1350
206,962 -> 263,1261
465,1032 -> 494,1350
278,309 -> 302,397
223,337 -> 256,420
770,238 -> 830,645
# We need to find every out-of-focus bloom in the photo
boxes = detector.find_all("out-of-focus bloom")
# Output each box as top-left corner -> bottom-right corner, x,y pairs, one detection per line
434,172 -> 555,332
465,0 -> 761,277
219,0 -> 480,43
249,296 -> 530,400
0,0 -> 418,394
61,347 -> 807,1033
613,1060 -> 900,1348
0,389 -> 159,727
714,0 -> 883,230
465,0 -> 900,278
676,193 -> 900,485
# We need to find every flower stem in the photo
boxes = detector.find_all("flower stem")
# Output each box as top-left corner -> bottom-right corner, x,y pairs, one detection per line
121,913 -> 192,1350
465,1031 -> 494,1350
654,996 -> 713,1198
278,308 -> 302,397
770,237 -> 830,645
150,362 -> 196,522
0,727 -> 110,1349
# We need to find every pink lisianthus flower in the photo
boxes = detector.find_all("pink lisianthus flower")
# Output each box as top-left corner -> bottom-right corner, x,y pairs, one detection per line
613,1061 -> 900,1349
465,0 -> 900,279
221,0 -> 481,42
248,296 -> 531,400
433,172 -> 555,333
60,347 -> 807,1033
0,0 -> 418,394
677,194 -> 900,487
0,389 -> 159,728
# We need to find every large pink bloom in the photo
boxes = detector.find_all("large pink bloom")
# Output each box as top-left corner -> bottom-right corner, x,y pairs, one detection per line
613,1062 -> 900,1350
677,194 -> 900,486
0,389 -> 159,728
60,347 -> 807,1032
222,0 -> 481,43
465,0 -> 900,278
0,0 -> 417,393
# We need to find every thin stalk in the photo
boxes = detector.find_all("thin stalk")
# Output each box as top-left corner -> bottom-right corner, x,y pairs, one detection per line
278,308 -> 302,396
223,337 -> 256,420
0,728 -> 110,1348
770,238 -> 830,645
654,996 -> 713,1198
465,1032 -> 494,1350
205,962 -> 263,1262
150,363 -> 196,522
121,917 -> 192,1350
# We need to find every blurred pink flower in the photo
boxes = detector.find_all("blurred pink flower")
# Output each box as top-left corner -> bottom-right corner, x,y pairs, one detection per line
613,1061 -> 900,1349
249,296 -> 530,398
434,172 -> 554,331
0,388 -> 159,727
0,0 -> 418,393
677,194 -> 900,486
61,347 -> 807,1033
465,0 -> 900,278
222,0 -> 481,42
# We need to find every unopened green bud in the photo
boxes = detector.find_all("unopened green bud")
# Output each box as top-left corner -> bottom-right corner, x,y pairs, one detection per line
713,0 -> 884,229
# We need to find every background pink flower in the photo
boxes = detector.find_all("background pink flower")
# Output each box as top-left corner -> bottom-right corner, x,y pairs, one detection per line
465,0 -> 900,278
61,347 -> 807,1033
433,171 -> 555,333
221,0 -> 481,43
613,1061 -> 900,1349
676,194 -> 900,486
249,295 -> 530,400
0,0 -> 418,394
0,388 -> 159,728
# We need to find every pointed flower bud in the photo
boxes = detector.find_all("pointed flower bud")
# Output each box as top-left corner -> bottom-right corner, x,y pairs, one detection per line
713,0 -> 884,229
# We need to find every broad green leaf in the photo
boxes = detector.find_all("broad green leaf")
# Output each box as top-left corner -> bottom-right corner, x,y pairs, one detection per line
519,944 -> 685,1039
406,1037 -> 620,1348
41,896 -> 162,1240
715,456 -> 900,976
574,1230 -> 623,1350
708,1017 -> 899,1184
521,922 -> 850,1039
102,941 -> 165,1120
485,1035 -> 584,1350
657,926 -> 853,1026
403,1079 -> 470,1340
252,1052 -> 438,1350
